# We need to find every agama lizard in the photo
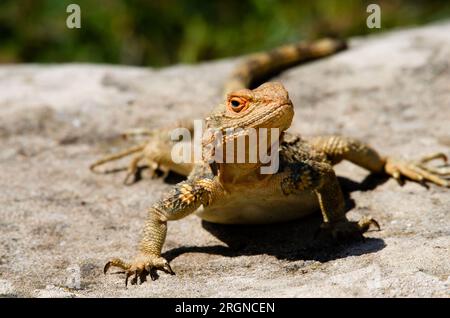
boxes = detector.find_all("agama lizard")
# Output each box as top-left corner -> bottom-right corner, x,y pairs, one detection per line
90,39 -> 450,286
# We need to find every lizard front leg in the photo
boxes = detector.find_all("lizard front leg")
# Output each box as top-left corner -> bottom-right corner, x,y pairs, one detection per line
104,176 -> 221,286
280,161 -> 379,239
310,136 -> 449,187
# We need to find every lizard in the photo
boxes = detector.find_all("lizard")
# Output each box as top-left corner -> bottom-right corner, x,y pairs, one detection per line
90,38 -> 450,286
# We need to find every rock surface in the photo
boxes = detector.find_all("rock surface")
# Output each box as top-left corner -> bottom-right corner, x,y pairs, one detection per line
0,22 -> 449,298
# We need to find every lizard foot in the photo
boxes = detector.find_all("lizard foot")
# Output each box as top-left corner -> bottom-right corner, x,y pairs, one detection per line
316,216 -> 380,241
104,254 -> 175,286
385,153 -> 450,188
123,159 -> 168,185
91,150 -> 167,185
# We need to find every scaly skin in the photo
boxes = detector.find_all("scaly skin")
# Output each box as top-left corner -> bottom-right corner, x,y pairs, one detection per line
92,39 -> 450,286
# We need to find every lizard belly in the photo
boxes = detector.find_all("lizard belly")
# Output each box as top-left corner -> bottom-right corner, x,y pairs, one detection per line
196,190 -> 319,224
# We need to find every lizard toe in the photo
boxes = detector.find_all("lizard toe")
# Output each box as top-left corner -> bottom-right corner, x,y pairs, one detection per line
385,156 -> 449,188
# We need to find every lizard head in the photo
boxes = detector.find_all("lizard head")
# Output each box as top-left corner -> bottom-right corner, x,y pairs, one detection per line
203,82 -> 294,169
206,82 -> 294,134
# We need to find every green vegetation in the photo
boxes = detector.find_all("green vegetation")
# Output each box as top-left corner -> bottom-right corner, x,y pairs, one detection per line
1,0 -> 450,66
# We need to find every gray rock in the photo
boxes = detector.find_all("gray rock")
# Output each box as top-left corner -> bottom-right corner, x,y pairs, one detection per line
0,279 -> 16,297
0,22 -> 449,297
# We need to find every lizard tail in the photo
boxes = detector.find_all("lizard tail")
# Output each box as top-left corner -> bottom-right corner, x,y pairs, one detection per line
223,38 -> 347,95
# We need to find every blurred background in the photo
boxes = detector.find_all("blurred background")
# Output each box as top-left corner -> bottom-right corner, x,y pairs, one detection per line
1,0 -> 449,66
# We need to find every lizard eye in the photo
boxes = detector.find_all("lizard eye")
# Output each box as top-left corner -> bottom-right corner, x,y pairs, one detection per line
231,100 -> 240,107
228,97 -> 247,113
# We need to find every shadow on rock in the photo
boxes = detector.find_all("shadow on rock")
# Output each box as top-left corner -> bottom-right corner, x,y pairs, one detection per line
338,174 -> 390,193
163,173 -> 388,263
164,216 -> 385,263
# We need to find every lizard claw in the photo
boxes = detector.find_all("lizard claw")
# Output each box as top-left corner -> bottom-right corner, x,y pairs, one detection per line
317,216 -> 380,241
163,261 -> 175,275
385,155 -> 450,188
419,152 -> 447,164
104,254 -> 174,287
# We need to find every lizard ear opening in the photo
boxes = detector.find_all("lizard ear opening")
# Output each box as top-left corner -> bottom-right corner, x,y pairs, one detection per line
227,96 -> 248,113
